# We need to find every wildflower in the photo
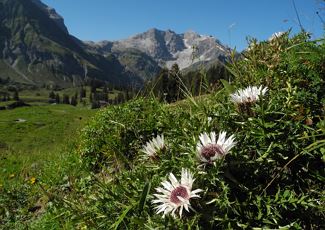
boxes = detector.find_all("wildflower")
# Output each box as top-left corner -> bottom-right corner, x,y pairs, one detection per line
30,177 -> 37,185
305,117 -> 313,126
246,42 -> 257,52
197,131 -> 236,164
152,168 -> 202,218
268,31 -> 285,41
230,86 -> 267,116
142,135 -> 165,158
230,86 -> 268,105
9,173 -> 15,179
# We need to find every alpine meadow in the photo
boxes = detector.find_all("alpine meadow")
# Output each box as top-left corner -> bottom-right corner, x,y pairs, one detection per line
0,0 -> 324,229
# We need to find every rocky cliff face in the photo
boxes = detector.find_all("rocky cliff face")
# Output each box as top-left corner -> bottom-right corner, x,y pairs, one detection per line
30,0 -> 68,34
112,29 -> 184,61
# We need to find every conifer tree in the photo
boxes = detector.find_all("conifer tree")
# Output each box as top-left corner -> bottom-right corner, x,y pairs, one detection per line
91,100 -> 100,109
49,91 -> 56,99
89,92 -> 93,103
79,87 -> 86,100
70,95 -> 77,106
116,92 -> 125,104
55,93 -> 60,104
13,90 -> 19,101
2,93 -> 7,102
63,94 -> 70,104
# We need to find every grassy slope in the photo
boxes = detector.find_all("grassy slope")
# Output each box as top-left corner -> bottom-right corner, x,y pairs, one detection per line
0,105 -> 96,187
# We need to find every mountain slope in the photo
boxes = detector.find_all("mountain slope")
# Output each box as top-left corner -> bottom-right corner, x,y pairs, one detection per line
83,40 -> 162,83
31,0 -> 68,34
0,0 -> 137,87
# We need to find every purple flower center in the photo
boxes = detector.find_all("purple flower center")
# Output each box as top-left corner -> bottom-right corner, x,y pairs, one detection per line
201,144 -> 225,160
246,95 -> 258,103
170,186 -> 189,204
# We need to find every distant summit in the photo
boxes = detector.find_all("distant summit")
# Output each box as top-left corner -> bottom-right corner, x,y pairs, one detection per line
85,28 -> 231,71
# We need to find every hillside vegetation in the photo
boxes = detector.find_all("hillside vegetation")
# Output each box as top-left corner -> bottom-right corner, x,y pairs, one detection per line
0,105 -> 96,228
1,32 -> 324,229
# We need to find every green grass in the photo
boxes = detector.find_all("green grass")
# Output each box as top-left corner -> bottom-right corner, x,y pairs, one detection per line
0,104 -> 97,228
17,86 -> 122,103
18,87 -> 83,104
1,85 -> 126,110
0,101 -> 12,107
0,104 -> 96,187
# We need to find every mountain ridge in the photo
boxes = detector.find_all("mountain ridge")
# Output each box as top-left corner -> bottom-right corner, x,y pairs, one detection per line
30,0 -> 68,34
85,28 -> 231,70
0,0 -> 231,88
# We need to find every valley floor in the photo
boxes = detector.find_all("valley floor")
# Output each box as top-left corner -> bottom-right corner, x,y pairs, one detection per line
0,104 -> 97,228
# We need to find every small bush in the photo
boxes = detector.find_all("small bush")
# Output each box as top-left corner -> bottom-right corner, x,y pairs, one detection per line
79,98 -> 167,172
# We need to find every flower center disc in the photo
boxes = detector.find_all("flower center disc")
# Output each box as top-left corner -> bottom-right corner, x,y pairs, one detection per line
201,144 -> 224,160
170,186 -> 189,204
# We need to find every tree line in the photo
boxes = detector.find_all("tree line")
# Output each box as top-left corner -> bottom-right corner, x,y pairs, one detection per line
1,89 -> 19,102
48,83 -> 137,109
145,63 -> 231,103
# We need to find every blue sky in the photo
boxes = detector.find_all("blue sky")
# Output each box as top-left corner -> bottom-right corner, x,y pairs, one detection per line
42,0 -> 324,51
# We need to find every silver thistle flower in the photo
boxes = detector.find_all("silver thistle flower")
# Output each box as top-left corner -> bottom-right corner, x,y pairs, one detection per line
152,168 -> 202,218
197,131 -> 236,164
268,31 -> 285,41
230,85 -> 268,105
142,135 -> 165,158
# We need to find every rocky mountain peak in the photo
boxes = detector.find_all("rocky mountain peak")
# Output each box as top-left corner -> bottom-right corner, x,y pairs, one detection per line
84,28 -> 231,71
164,30 -> 185,53
184,30 -> 201,41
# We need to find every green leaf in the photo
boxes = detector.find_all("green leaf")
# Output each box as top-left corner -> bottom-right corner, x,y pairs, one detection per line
110,204 -> 133,230
138,181 -> 151,213
283,190 -> 290,198
220,79 -> 235,94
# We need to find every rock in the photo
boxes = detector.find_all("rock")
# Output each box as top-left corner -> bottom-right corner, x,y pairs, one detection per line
15,118 -> 27,123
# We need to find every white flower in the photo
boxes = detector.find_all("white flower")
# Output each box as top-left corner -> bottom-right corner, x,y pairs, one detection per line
152,168 -> 202,218
142,135 -> 165,158
197,131 -> 236,163
230,86 -> 268,105
246,42 -> 257,52
268,31 -> 285,41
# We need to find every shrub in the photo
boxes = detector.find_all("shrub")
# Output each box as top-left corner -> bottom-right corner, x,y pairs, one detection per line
79,98 -> 167,172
